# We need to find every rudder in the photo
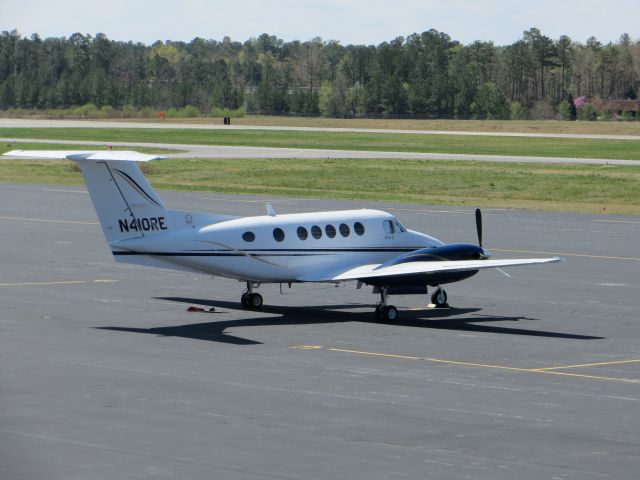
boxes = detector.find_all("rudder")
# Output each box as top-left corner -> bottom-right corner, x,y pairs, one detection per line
70,152 -> 171,243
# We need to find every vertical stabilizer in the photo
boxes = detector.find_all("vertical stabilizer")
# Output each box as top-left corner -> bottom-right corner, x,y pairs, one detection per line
69,152 -> 170,243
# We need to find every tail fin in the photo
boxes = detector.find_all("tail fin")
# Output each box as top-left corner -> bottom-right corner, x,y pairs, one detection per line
70,152 -> 171,243
5,150 -> 171,243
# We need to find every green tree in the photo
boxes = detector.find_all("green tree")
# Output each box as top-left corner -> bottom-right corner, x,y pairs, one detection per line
523,28 -> 557,101
473,82 -> 509,119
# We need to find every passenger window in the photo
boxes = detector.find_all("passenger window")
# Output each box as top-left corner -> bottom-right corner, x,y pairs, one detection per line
242,231 -> 255,242
311,225 -> 322,239
273,228 -> 285,242
383,220 -> 395,234
339,223 -> 350,237
325,224 -> 336,238
354,222 -> 365,236
297,226 -> 308,240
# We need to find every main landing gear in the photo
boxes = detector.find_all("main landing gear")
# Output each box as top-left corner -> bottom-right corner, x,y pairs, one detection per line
374,286 -> 449,321
431,287 -> 449,308
240,281 -> 263,309
375,286 -> 398,321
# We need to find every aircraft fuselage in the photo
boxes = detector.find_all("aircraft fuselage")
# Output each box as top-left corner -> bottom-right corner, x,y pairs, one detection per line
112,209 -> 443,282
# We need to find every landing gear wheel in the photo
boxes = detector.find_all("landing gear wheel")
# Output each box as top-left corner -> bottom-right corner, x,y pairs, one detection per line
240,292 -> 251,307
383,305 -> 398,321
375,303 -> 384,321
431,288 -> 448,308
249,293 -> 263,309
375,304 -> 398,321
241,292 -> 263,309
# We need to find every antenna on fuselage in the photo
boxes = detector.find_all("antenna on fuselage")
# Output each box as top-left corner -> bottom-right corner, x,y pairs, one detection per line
266,203 -> 277,217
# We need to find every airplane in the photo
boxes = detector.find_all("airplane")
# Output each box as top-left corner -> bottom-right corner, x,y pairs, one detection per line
5,149 -> 562,321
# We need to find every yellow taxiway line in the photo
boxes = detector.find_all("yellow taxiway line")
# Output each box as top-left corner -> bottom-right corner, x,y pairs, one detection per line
0,215 -> 98,225
533,359 -> 640,371
291,346 -> 640,384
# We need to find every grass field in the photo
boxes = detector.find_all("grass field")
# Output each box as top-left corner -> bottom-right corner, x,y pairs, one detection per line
3,127 -> 640,160
1,152 -> 639,215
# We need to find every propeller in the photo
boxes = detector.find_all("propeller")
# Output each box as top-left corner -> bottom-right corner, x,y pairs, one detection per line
475,208 -> 483,247
475,207 -> 511,278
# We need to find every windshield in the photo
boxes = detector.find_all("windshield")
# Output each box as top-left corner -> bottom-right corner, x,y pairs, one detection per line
394,218 -> 407,232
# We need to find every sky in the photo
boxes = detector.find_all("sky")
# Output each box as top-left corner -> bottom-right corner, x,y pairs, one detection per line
2,0 -> 638,46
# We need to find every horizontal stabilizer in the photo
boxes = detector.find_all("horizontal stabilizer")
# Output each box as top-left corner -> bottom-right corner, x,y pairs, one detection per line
4,150 -> 166,162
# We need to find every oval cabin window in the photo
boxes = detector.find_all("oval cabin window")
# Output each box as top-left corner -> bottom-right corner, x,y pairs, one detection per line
325,225 -> 336,238
242,231 -> 255,242
273,228 -> 285,242
339,223 -> 350,237
354,222 -> 365,236
297,226 -> 308,240
311,225 -> 322,239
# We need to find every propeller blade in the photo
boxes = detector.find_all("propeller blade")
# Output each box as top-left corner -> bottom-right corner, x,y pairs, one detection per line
496,268 -> 512,278
475,208 -> 483,247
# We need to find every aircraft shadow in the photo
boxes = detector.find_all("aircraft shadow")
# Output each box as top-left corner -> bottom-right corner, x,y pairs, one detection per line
95,297 -> 603,345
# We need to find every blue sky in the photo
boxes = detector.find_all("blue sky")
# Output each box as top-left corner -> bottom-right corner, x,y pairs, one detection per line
2,0 -> 638,45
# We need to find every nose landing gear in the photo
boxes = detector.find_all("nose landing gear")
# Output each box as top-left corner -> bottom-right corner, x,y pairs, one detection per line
241,282 -> 263,309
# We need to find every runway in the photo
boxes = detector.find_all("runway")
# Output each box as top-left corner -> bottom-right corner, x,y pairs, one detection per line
3,137 -> 640,166
1,184 -> 640,479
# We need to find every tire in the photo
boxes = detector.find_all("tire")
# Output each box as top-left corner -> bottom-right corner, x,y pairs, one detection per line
384,305 -> 398,321
240,293 -> 250,307
431,289 -> 448,308
250,293 -> 263,309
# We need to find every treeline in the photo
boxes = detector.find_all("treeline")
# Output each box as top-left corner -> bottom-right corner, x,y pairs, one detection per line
1,28 -> 639,118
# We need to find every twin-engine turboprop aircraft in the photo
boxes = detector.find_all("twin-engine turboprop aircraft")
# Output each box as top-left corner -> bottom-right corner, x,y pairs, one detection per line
5,150 -> 562,320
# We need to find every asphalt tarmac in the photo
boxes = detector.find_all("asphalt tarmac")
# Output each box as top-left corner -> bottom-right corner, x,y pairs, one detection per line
1,184 -> 639,479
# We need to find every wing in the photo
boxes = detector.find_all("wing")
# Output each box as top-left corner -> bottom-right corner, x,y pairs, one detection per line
304,257 -> 563,282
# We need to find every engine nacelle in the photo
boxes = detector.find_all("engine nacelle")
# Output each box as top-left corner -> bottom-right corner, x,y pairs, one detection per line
382,243 -> 489,267
366,243 -> 490,288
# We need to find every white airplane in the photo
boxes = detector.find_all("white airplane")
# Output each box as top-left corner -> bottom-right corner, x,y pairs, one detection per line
6,149 -> 562,321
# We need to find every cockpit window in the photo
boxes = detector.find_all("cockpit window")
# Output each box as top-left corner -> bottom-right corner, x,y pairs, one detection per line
395,219 -> 407,232
383,220 -> 395,234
